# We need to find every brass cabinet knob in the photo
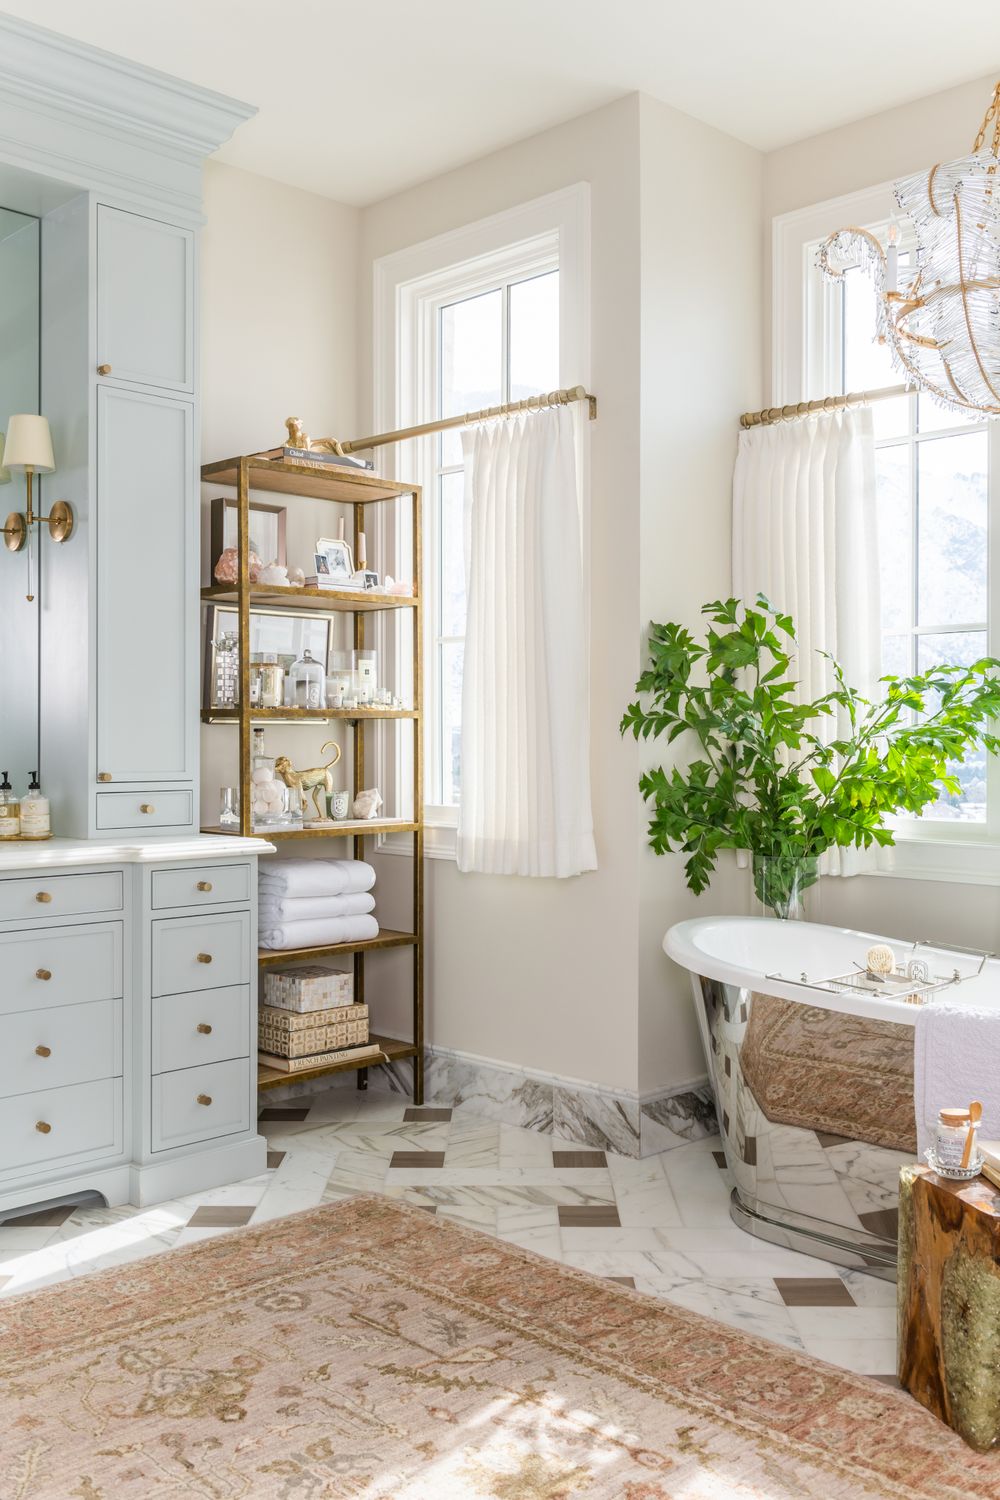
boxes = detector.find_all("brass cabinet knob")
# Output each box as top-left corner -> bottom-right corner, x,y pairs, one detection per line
35,968 -> 51,981
196,1094 -> 212,1106
35,1044 -> 51,1058
97,772 -> 112,783
97,363 -> 112,375
35,1121 -> 51,1134
196,952 -> 213,964
35,891 -> 52,904
197,881 -> 213,892
196,1022 -> 213,1034
139,803 -> 155,814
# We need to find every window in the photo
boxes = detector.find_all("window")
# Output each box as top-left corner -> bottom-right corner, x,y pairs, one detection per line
432,270 -> 560,806
781,186 -> 1000,874
372,184 -> 590,855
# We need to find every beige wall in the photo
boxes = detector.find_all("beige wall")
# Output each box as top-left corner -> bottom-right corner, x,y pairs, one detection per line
199,161 -> 360,827
763,71 -> 1000,955
358,97 -> 645,1092
636,95 -> 763,1093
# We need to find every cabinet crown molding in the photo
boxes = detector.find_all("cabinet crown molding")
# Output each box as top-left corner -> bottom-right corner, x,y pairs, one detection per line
0,15 -> 255,162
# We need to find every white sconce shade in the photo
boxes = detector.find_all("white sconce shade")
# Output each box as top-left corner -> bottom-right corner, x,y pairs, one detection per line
4,414 -> 55,473
0,432 -> 10,486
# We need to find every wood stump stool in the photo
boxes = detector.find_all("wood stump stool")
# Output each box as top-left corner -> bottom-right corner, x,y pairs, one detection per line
898,1164 -> 1000,1451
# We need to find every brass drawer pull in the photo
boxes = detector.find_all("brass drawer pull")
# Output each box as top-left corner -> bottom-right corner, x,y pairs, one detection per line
197,881 -> 213,892
97,363 -> 112,375
35,968 -> 51,981
35,1044 -> 51,1058
197,952 -> 213,964
197,1093 -> 212,1106
196,1022 -> 213,1034
139,803 -> 155,815
97,771 -> 112,783
35,1120 -> 51,1134
35,891 -> 52,904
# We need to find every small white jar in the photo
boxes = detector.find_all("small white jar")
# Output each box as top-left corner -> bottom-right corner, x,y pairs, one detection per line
934,1108 -> 972,1170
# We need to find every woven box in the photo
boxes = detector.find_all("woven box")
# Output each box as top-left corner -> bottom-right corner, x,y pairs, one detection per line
262,964 -> 354,1013
258,1003 -> 369,1059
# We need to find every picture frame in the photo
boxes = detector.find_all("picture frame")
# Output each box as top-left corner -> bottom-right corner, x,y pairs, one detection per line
315,535 -> 354,580
210,496 -> 287,574
203,604 -> 333,718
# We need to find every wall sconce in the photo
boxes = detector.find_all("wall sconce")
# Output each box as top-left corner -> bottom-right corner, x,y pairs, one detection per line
2,415 -> 74,603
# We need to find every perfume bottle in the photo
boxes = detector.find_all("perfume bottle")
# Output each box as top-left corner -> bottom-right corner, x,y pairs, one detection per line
20,772 -> 50,840
0,772 -> 19,839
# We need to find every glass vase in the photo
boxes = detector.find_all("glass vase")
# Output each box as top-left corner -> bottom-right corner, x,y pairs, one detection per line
751,854 -> 820,921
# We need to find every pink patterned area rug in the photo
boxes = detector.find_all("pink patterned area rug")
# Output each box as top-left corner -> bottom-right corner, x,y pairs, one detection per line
1,1195 -> 998,1498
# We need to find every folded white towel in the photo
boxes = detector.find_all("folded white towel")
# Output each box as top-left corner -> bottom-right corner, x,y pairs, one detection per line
258,914 -> 380,951
258,858 -> 376,898
258,892 -> 375,923
914,1002 -> 1000,1155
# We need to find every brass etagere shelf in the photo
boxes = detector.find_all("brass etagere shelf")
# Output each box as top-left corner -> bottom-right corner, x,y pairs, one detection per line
200,452 -> 424,1101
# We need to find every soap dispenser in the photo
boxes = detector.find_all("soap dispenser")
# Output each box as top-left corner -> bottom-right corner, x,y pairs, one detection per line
20,772 -> 50,840
0,772 -> 19,839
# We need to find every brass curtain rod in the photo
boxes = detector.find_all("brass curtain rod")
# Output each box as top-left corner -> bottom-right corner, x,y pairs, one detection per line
740,383 -> 910,430
339,384 -> 597,454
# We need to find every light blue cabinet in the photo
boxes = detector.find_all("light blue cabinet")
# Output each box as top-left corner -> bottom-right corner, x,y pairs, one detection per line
96,206 -> 194,393
96,385 -> 196,787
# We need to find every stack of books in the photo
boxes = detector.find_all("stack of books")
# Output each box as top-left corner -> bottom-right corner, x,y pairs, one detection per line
258,964 -> 380,1073
979,1139 -> 1000,1190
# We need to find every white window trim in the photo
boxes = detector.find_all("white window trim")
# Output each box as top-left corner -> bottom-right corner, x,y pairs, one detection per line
774,181 -> 1000,884
370,183 -> 591,860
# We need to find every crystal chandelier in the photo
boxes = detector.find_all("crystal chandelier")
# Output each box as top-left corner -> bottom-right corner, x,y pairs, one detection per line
819,80 -> 1000,416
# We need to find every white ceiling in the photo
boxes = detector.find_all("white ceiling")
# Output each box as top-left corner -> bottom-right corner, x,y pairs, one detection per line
3,1 -> 1000,205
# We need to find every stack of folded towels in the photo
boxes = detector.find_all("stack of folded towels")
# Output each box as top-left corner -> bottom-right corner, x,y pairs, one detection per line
258,858 -> 379,951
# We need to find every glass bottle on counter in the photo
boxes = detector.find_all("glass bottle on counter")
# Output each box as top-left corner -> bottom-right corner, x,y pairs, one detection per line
0,772 -> 19,839
20,772 -> 50,840
219,787 -> 239,829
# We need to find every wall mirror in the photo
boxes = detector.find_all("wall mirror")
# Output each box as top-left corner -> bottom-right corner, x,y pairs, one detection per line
0,205 -> 40,798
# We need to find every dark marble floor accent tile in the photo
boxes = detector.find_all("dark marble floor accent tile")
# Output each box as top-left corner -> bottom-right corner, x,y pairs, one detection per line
774,1277 -> 856,1308
1,1204 -> 75,1228
712,1151 -> 728,1169
859,1208 -> 899,1241
403,1107 -> 453,1121
188,1205 -> 257,1228
258,1107 -> 311,1121
742,1137 -> 757,1166
558,1204 -> 621,1228
816,1130 -> 851,1149
869,1373 -> 902,1387
266,1151 -> 286,1169
552,1150 -> 607,1168
390,1151 -> 446,1169
606,1275 -> 636,1288
416,1204 -> 438,1213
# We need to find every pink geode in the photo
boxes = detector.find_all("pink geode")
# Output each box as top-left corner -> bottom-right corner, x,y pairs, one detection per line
214,547 -> 262,583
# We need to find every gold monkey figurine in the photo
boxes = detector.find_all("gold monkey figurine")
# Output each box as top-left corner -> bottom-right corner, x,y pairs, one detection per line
274,740 -> 343,820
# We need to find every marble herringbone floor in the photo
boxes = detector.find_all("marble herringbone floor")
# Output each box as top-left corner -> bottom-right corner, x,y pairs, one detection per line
0,1087 -> 898,1380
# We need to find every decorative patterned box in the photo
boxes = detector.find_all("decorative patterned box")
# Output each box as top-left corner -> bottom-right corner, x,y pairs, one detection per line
262,964 -> 354,1013
258,1003 -> 369,1059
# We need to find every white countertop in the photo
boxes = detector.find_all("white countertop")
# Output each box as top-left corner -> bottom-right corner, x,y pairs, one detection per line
0,834 -> 274,871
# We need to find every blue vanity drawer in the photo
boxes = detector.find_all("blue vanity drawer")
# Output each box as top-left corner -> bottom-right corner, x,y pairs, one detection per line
0,1077 -> 124,1175
151,985 -> 251,1072
95,789 -> 193,830
151,910 -> 251,996
0,998 -> 122,1099
0,923 -> 123,1015
151,1058 -> 251,1152
0,870 -> 122,923
151,862 -> 252,910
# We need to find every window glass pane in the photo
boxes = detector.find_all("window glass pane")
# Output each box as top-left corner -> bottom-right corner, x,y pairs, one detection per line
914,631 -> 988,822
875,444 -> 911,634
439,640 -> 464,806
918,394 -> 980,433
881,633 -> 911,678
440,289 -> 502,467
509,270 -> 559,401
916,432 -> 988,626
439,471 -> 465,638
842,262 -> 898,393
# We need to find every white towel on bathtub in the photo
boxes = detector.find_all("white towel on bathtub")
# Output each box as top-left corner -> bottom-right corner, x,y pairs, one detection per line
913,1003 -> 1000,1156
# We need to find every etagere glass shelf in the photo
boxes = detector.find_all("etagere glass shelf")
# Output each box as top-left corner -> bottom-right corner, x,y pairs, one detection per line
200,453 -> 424,1102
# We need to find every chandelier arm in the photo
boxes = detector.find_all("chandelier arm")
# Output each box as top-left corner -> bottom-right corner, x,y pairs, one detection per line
817,225 -> 887,278
953,191 -> 1000,406
972,81 -> 1000,153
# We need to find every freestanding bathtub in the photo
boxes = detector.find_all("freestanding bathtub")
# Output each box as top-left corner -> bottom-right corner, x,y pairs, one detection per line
665,916 -> 993,1276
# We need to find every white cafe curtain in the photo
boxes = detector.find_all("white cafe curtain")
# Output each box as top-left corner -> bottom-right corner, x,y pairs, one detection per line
457,403 -> 597,878
732,406 -> 880,876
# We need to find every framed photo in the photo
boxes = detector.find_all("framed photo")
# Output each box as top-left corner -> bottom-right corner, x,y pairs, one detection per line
315,536 -> 354,580
362,570 -> 380,590
211,497 -> 287,574
203,605 -> 332,718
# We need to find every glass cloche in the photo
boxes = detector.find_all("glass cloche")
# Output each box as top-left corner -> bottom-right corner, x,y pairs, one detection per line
288,648 -> 326,709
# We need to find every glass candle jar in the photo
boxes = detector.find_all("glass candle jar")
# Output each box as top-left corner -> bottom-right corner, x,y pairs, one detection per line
354,649 -> 377,706
250,757 -> 288,828
219,787 -> 239,828
326,650 -> 354,710
259,653 -> 284,709
934,1108 -> 972,1170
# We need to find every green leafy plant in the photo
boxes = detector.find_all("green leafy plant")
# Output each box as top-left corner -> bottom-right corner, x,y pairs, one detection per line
621,596 -> 1000,912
